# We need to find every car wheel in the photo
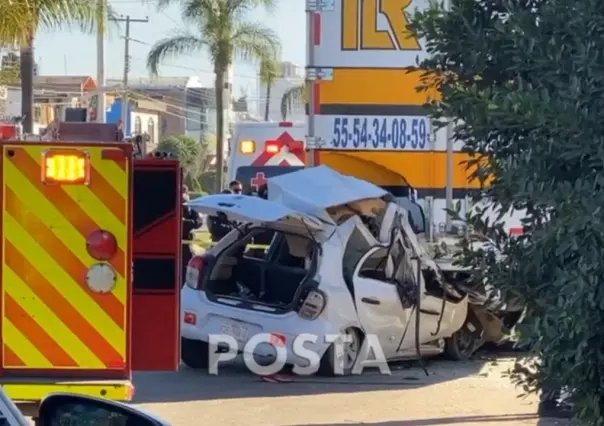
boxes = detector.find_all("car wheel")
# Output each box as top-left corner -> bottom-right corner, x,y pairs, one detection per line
444,320 -> 484,361
181,337 -> 209,369
318,328 -> 362,376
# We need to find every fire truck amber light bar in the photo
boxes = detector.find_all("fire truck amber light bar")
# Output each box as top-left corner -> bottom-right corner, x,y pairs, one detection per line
42,150 -> 89,184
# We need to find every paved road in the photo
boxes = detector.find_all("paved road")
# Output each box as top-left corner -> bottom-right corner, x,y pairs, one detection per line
130,358 -> 573,426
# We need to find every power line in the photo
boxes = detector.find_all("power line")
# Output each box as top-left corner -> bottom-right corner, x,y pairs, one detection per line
110,15 -> 150,126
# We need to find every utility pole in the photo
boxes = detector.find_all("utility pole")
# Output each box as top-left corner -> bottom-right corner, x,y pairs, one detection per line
111,15 -> 149,134
96,0 -> 106,123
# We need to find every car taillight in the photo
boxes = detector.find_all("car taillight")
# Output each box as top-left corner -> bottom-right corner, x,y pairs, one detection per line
86,229 -> 118,260
186,255 -> 205,289
298,289 -> 326,320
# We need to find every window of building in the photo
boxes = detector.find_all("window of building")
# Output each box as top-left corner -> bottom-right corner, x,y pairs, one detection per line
147,118 -> 155,143
33,106 -> 42,123
134,116 -> 142,134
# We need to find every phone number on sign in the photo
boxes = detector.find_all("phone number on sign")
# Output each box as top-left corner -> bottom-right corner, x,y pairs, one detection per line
330,116 -> 430,150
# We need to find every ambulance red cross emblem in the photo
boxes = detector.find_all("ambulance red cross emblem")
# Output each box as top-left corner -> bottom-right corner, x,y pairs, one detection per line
251,172 -> 267,191
251,131 -> 305,167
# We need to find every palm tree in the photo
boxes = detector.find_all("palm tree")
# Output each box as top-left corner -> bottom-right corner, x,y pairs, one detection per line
147,0 -> 281,193
0,0 -> 106,133
259,58 -> 280,121
280,83 -> 306,121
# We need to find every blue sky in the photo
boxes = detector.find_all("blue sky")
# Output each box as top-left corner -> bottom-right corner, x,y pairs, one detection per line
34,0 -> 306,98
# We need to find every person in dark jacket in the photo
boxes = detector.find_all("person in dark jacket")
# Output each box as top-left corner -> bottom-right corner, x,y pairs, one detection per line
208,189 -> 236,242
181,185 -> 203,285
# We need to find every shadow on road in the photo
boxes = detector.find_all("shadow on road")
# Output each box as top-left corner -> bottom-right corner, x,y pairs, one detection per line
132,357 -> 501,403
291,413 -> 540,425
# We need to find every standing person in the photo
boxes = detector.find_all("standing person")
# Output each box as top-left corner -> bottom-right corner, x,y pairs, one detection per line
181,185 -> 203,285
229,180 -> 243,194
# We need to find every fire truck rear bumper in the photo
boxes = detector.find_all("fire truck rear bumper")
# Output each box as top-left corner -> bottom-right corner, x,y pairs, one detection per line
1,378 -> 134,402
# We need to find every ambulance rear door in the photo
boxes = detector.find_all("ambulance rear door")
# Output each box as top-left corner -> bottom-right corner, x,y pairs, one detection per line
0,142 -> 132,377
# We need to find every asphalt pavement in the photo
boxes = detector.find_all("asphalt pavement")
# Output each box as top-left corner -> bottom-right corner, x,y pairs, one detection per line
130,358 -> 573,426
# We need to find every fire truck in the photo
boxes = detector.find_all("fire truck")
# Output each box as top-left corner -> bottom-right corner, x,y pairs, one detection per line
0,121 -> 181,402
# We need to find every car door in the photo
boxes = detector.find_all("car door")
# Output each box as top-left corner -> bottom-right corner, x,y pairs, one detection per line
352,246 -> 410,358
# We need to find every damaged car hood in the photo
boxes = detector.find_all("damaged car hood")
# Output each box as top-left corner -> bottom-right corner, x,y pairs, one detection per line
267,165 -> 389,224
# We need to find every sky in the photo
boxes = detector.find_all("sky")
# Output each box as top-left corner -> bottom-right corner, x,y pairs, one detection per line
34,0 -> 306,100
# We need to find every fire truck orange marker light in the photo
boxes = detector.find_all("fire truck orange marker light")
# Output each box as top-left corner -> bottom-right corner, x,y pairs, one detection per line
42,150 -> 89,185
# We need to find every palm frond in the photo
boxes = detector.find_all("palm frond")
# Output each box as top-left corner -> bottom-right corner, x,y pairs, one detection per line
280,84 -> 306,120
0,0 -> 114,45
228,0 -> 278,16
232,21 -> 281,63
181,0 -> 221,35
0,1 -> 31,44
147,33 -> 206,75
259,57 -> 281,85
36,0 -> 102,34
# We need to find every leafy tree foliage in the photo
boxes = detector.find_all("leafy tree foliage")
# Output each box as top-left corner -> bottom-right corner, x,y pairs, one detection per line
410,0 -> 604,423
158,134 -> 201,178
146,0 -> 281,192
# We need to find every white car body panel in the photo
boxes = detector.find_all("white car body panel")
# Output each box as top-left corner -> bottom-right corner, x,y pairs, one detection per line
182,166 -> 469,367
187,193 -> 324,236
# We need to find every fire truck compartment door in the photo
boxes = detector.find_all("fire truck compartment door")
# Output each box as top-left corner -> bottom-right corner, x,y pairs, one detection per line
131,160 -> 181,371
0,144 -> 131,372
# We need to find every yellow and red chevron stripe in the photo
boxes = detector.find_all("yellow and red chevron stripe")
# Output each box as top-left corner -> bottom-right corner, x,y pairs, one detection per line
1,145 -> 129,371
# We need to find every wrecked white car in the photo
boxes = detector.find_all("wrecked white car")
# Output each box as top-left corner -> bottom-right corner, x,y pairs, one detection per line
181,166 -> 470,375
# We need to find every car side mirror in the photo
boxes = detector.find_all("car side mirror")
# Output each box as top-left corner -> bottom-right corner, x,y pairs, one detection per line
35,393 -> 169,426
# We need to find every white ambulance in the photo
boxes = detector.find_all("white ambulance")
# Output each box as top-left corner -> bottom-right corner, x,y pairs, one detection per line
228,121 -> 306,194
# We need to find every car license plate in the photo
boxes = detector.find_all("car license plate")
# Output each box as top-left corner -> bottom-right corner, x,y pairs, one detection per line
221,321 -> 249,341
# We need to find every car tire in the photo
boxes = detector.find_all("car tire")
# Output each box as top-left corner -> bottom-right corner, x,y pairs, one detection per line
181,337 -> 210,369
318,328 -> 363,376
444,320 -> 484,361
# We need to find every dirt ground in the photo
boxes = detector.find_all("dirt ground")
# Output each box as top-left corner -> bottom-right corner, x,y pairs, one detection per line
129,357 -> 574,426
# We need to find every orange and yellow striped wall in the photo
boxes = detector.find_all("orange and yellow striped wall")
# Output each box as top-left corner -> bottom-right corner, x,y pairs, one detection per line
0,144 -> 131,374
316,68 -> 441,116
312,68 -> 480,196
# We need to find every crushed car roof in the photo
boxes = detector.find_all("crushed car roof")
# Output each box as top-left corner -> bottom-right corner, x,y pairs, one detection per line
267,166 -> 389,223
